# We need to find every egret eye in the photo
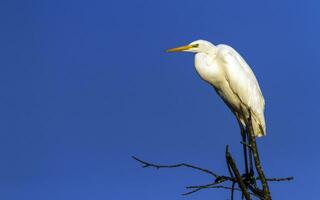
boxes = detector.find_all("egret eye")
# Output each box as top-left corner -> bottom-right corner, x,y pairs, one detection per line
192,44 -> 199,48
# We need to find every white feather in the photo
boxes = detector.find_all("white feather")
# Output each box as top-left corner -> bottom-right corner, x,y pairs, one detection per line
191,40 -> 266,137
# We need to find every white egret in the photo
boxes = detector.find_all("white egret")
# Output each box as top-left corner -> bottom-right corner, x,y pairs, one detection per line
166,40 -> 266,137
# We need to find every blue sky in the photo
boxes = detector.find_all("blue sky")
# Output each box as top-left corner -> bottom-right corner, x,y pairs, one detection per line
0,0 -> 319,199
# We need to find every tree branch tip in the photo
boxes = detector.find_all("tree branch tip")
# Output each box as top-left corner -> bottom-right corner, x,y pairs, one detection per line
181,188 -> 202,196
265,176 -> 294,182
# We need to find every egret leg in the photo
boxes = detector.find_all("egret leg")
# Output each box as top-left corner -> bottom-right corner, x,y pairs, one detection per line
248,142 -> 254,176
238,120 -> 249,175
244,122 -> 254,177
245,125 -> 255,182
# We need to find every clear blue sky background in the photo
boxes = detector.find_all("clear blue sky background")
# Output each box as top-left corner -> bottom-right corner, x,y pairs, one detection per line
0,0 -> 319,199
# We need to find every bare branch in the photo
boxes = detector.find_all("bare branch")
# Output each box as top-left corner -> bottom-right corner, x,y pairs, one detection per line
245,112 -> 271,199
132,113 -> 293,200
182,187 -> 202,195
132,156 -> 219,178
184,185 -> 260,198
231,181 -> 236,200
226,146 -> 252,200
265,177 -> 294,182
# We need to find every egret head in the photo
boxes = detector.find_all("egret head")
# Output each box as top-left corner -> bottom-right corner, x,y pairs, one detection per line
166,40 -> 215,53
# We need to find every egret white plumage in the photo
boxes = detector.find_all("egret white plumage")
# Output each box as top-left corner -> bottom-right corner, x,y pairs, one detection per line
166,40 -> 266,137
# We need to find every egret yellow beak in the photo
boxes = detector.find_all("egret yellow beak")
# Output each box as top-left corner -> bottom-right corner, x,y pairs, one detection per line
166,45 -> 193,52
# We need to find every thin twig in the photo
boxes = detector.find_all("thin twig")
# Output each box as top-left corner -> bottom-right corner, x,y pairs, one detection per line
132,156 -> 219,178
182,187 -> 203,195
265,177 -> 294,182
185,175 -> 293,191
184,185 -> 260,198
183,185 -> 237,196
185,182 -> 263,199
183,182 -> 237,196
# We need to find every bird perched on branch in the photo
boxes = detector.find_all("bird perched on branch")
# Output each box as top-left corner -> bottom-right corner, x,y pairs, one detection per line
166,40 -> 266,137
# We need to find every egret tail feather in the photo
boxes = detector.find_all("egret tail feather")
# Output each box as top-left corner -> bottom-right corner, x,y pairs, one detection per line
251,116 -> 266,137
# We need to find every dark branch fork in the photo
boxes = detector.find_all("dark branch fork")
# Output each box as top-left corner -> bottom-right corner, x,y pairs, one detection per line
133,111 -> 293,199
132,153 -> 293,199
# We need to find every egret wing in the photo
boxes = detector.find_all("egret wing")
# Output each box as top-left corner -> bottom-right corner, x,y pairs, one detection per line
217,45 -> 266,135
